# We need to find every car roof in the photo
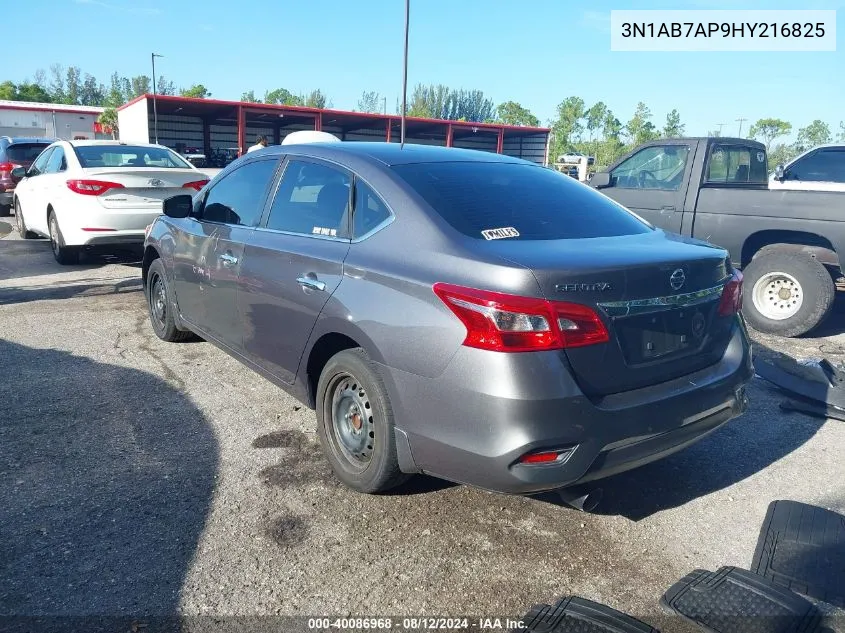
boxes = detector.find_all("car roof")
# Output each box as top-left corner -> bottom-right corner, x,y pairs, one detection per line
259,141 -> 528,167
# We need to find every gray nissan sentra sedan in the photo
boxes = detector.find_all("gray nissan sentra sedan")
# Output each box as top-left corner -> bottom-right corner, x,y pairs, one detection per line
143,142 -> 752,502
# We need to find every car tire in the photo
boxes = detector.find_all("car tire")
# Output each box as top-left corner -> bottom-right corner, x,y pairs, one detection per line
48,211 -> 79,265
14,199 -> 37,239
146,258 -> 193,343
316,348 -> 410,494
0,203 -> 10,217
742,250 -> 835,337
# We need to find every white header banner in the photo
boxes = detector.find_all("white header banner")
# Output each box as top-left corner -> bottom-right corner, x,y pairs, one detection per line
610,10 -> 837,51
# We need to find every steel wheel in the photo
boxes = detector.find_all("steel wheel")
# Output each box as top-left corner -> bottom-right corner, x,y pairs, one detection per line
150,271 -> 168,330
752,271 -> 803,321
328,372 -> 375,473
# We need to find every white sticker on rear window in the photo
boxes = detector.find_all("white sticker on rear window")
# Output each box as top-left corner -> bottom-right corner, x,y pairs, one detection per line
481,227 -> 520,240
312,226 -> 337,237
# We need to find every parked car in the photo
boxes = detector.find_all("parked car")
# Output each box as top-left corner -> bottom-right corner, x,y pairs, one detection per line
590,137 -> 845,337
557,152 -> 595,165
0,136 -> 55,216
769,144 -> 845,192
143,142 -> 751,501
181,147 -> 207,168
12,140 -> 209,264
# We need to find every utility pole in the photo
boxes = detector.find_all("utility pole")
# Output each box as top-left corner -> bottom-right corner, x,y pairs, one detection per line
716,123 -> 726,137
736,117 -> 748,138
383,97 -> 387,115
400,0 -> 410,147
151,53 -> 163,144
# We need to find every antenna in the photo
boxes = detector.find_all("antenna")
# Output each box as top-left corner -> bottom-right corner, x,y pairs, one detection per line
400,0 -> 409,148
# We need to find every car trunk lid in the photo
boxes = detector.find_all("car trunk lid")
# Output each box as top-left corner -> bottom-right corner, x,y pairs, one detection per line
479,230 -> 737,397
79,168 -> 207,209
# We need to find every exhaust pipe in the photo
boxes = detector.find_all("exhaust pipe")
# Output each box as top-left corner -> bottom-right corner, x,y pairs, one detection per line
557,486 -> 603,512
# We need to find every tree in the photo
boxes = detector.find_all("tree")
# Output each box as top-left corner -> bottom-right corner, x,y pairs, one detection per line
16,82 -> 52,103
180,84 -> 211,98
241,90 -> 260,103
79,74 -> 104,106
65,66 -> 82,104
48,63 -> 66,103
98,108 -> 119,139
264,88 -> 302,106
625,102 -> 658,146
130,75 -> 151,99
663,109 -> 685,138
748,118 -> 792,150
156,76 -> 176,96
795,119 -> 832,152
357,90 -> 383,114
0,81 -> 17,100
550,96 -> 586,159
495,101 -> 540,127
303,89 -> 329,109
768,143 -> 795,171
838,121 -> 845,143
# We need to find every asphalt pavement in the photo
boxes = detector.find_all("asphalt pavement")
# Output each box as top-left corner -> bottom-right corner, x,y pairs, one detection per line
1,218 -> 844,631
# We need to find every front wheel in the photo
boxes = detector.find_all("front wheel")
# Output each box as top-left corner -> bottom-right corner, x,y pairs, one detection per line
14,199 -> 37,239
742,250 -> 835,337
146,258 -> 193,342
316,348 -> 410,494
48,212 -> 79,265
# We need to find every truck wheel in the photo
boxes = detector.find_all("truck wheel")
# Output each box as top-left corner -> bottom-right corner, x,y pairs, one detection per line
742,251 -> 834,337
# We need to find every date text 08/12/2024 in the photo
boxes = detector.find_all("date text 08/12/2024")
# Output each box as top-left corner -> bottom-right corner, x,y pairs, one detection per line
307,617 -> 526,630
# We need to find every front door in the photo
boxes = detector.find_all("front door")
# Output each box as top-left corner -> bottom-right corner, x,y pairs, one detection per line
600,142 -> 695,234
17,147 -> 55,235
239,158 -> 353,384
169,156 -> 281,350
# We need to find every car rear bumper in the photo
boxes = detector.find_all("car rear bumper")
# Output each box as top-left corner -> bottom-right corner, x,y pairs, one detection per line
59,210 -> 162,247
380,320 -> 753,495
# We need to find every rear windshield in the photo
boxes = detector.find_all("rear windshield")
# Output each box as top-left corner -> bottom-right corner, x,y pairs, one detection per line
392,162 -> 653,241
74,145 -> 191,169
5,143 -> 51,163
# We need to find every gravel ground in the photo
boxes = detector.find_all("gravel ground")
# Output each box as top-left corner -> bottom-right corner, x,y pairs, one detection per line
1,218 -> 844,632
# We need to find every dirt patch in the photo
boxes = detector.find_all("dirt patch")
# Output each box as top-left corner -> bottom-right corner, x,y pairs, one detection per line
266,514 -> 308,548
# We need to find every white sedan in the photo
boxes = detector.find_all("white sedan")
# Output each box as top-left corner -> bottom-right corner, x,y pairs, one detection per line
12,140 -> 209,264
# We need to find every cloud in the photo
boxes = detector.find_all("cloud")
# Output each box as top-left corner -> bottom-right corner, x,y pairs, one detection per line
73,0 -> 160,16
580,10 -> 611,33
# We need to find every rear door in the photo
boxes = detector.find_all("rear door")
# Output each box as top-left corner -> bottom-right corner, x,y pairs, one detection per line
238,158 -> 353,384
169,156 -> 281,350
598,141 -> 697,234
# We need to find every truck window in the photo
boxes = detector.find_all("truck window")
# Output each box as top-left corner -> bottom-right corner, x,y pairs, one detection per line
705,144 -> 768,184
609,145 -> 690,191
786,148 -> 845,183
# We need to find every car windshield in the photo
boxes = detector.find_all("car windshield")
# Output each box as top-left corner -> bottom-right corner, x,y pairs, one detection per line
392,161 -> 653,241
5,143 -> 52,163
74,145 -> 192,169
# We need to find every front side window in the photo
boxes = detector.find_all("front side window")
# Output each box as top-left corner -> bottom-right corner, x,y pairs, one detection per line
610,145 -> 690,191
392,161 -> 652,241
74,145 -> 192,169
787,149 -> 845,183
705,144 -> 768,184
353,180 -> 391,239
265,160 -> 351,238
28,147 -> 55,176
198,158 -> 279,227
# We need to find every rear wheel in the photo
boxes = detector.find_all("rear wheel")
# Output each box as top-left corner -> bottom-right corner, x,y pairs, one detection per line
48,211 -> 79,265
316,348 -> 409,494
742,250 -> 835,337
146,258 -> 193,342
14,199 -> 37,239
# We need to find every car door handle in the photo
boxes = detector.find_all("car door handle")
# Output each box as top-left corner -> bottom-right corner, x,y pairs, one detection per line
219,253 -> 239,266
297,276 -> 326,292
661,205 -> 676,211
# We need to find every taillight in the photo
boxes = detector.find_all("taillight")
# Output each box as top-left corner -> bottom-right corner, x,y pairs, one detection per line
0,161 -> 16,175
718,270 -> 744,316
67,179 -> 124,195
432,282 -> 609,352
182,179 -> 209,191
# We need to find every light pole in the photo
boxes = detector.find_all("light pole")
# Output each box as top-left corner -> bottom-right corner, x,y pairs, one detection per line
151,53 -> 163,144
400,0 -> 409,147
383,96 -> 387,115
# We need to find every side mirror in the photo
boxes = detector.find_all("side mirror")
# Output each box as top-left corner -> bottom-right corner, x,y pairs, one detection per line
774,164 -> 785,181
590,172 -> 611,188
162,194 -> 193,219
10,166 -> 26,179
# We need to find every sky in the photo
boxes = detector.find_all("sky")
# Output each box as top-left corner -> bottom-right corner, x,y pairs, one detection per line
8,0 -> 845,142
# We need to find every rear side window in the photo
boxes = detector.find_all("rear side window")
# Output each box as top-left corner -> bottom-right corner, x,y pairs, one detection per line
705,144 -> 768,184
5,143 -> 52,163
392,162 -> 652,241
353,180 -> 391,239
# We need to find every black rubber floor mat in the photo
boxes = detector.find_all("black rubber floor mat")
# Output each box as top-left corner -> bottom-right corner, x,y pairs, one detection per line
513,596 -> 658,632
779,399 -> 845,423
660,567 -> 820,633
751,500 -> 845,607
